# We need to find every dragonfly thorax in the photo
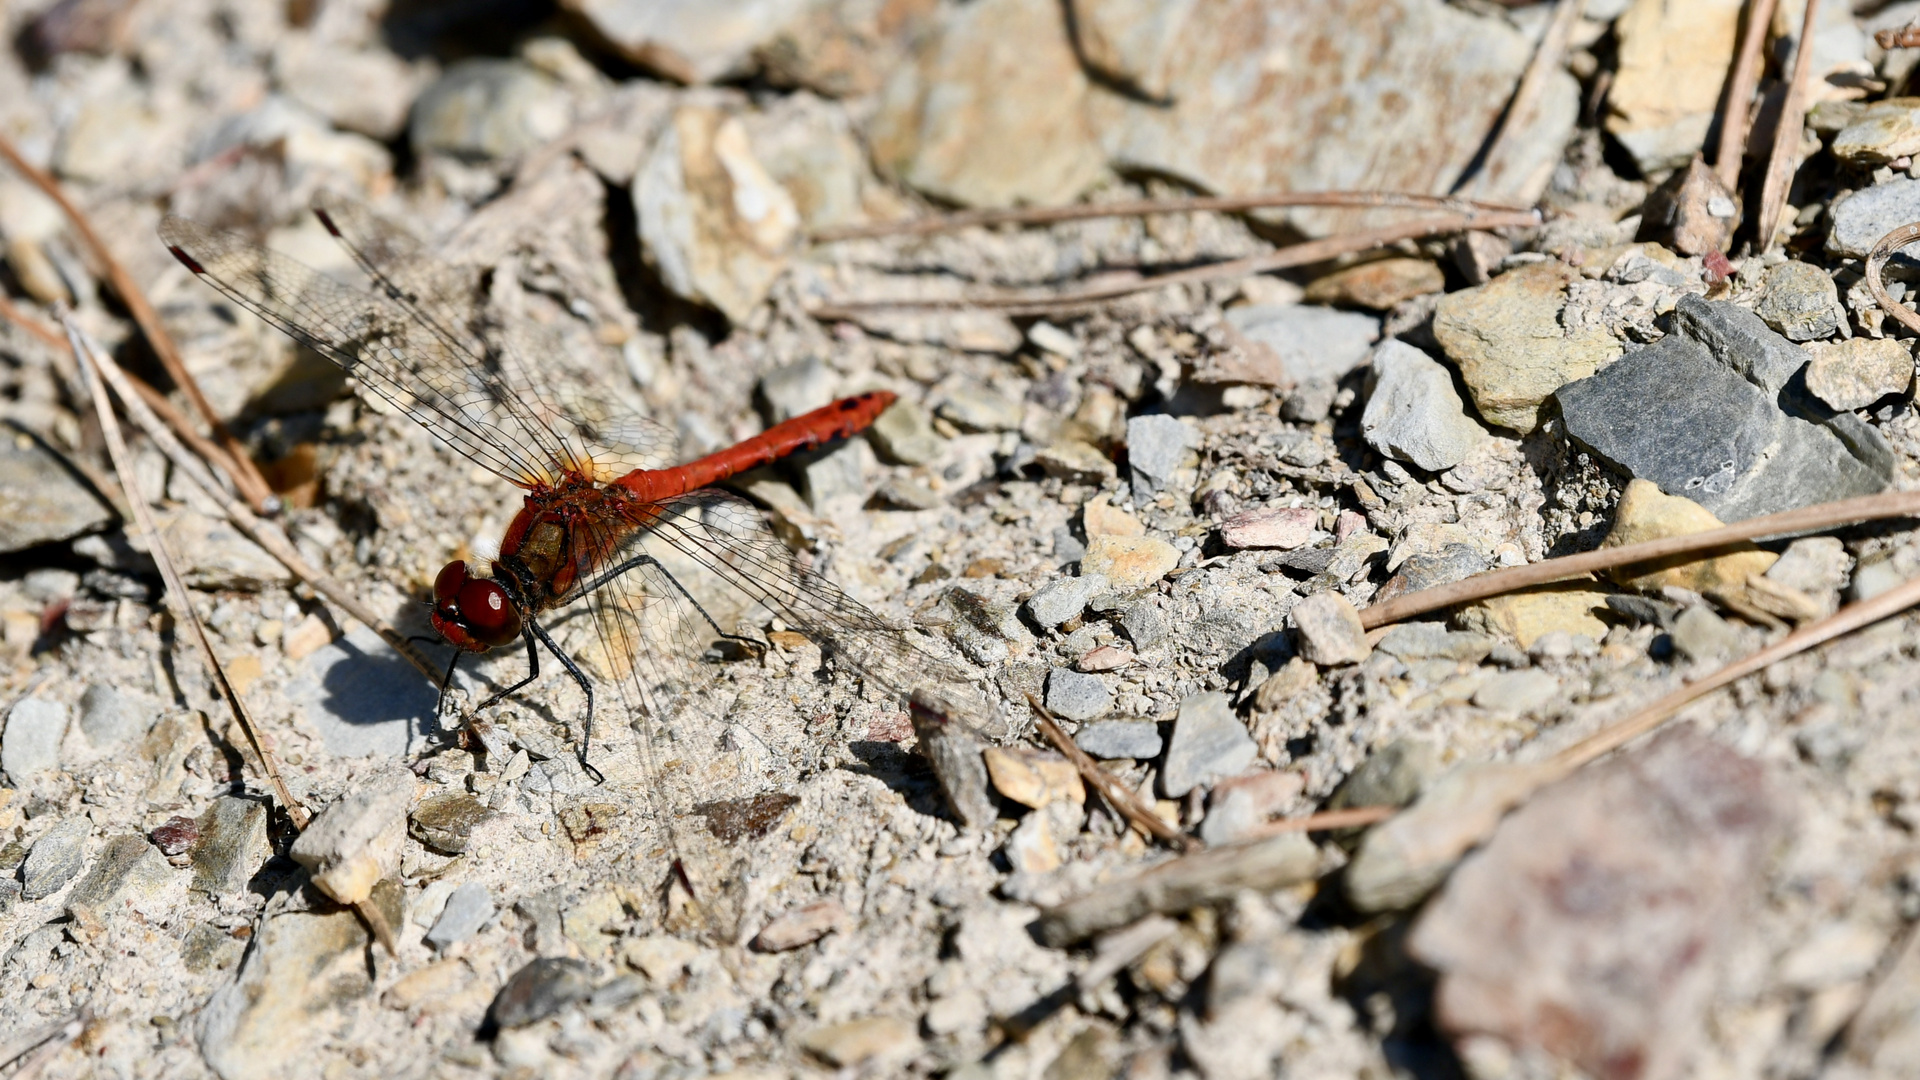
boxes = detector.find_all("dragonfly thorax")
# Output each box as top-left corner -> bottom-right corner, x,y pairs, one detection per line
431,560 -> 523,652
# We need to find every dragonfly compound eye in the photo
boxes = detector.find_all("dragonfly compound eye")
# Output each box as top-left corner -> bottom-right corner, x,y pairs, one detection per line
433,561 -> 468,604
457,578 -> 522,647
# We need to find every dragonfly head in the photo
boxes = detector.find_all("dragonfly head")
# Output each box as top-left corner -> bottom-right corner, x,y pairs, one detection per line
431,560 -> 522,651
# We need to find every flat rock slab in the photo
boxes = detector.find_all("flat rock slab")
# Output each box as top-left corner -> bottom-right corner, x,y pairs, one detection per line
1160,691 -> 1257,798
1361,339 -> 1486,472
1408,729 -> 1789,1080
1828,177 -> 1920,258
1557,298 -> 1892,522
0,432 -> 113,555
1224,305 -> 1380,386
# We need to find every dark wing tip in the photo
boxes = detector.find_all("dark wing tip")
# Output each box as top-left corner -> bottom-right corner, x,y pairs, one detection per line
314,207 -> 342,238
166,245 -> 206,275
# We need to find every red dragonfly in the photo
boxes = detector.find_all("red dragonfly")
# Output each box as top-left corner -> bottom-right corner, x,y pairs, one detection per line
157,195 -> 963,791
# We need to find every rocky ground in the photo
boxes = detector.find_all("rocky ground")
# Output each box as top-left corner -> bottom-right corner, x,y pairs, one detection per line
6,0 -> 1920,1078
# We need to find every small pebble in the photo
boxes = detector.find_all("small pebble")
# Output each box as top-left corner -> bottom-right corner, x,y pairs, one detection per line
1472,670 -> 1562,713
151,816 -> 199,857
22,818 -> 88,900
752,899 -> 846,952
1034,440 -> 1116,483
409,793 -> 495,855
1075,645 -> 1135,672
289,768 -> 415,905
1082,496 -> 1145,538
1754,260 -> 1841,342
797,1016 -> 920,1069
1200,770 -> 1307,846
983,746 -> 1084,809
1002,812 -> 1062,875
1074,720 -> 1162,760
1045,667 -> 1113,721
1218,506 -> 1317,550
427,881 -> 494,951
1670,605 -> 1743,663
1080,536 -> 1178,591
1160,691 -> 1258,798
1025,573 -> 1110,629
191,796 -> 269,895
1804,336 -> 1914,410
1119,603 -> 1167,649
1127,415 -> 1199,495
1026,320 -> 1081,358
3,697 -> 69,781
486,957 -> 594,1030
937,382 -> 1023,431
868,399 -> 944,465
77,684 -> 153,748
1292,591 -> 1370,666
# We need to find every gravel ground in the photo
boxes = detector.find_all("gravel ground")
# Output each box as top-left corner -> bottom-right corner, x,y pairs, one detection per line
5,1 -> 1920,1079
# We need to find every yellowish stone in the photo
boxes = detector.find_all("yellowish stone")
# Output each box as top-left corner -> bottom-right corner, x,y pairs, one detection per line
1602,479 -> 1776,596
1456,582 -> 1610,648
1081,535 -> 1178,591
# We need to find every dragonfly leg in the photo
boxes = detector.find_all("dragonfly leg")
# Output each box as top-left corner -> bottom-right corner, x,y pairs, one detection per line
528,619 -> 605,785
474,627 -> 543,712
573,552 -> 766,659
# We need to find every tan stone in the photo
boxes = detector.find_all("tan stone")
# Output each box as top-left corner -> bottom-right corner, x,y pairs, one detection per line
1456,582 -> 1610,648
1605,0 -> 1744,173
1305,258 -> 1445,311
869,0 -> 1107,207
1602,479 -> 1777,597
1081,535 -> 1179,590
1082,495 -> 1145,538
1432,261 -> 1620,433
1805,337 -> 1915,411
983,746 -> 1085,809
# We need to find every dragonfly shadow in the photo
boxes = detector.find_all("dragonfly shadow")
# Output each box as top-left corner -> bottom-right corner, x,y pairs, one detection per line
287,625 -> 442,757
842,741 -> 949,822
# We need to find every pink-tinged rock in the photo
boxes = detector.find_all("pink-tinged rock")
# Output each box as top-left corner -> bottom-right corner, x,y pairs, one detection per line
1407,730 -> 1789,1080
1219,506 -> 1318,550
1075,645 -> 1135,672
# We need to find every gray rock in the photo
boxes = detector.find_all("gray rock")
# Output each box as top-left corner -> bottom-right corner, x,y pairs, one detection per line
274,37 -> 423,141
426,881 -> 494,951
1375,623 -> 1495,663
182,922 -> 244,974
1765,537 -> 1850,616
1472,669 -> 1562,713
1074,720 -> 1163,760
1754,261 -> 1842,342
1026,320 -> 1082,359
1670,605 -> 1742,664
1804,337 -> 1915,410
408,59 -> 569,162
1160,691 -> 1258,798
940,588 -> 1032,666
2,697 -> 68,781
936,383 -> 1024,432
192,797 -> 269,895
563,0 -> 811,83
1119,603 -> 1167,649
1331,739 -> 1440,815
867,399 -> 944,465
22,818 -> 88,900
1034,440 -> 1117,484
22,569 -> 79,604
1361,339 -> 1486,472
1829,178 -> 1920,258
910,688 -> 997,830
1025,573 -> 1110,629
1291,591 -> 1371,666
199,905 -> 380,1080
488,957 -> 596,1030
1045,668 -> 1113,721
1225,305 -> 1381,384
759,357 -> 834,421
66,834 -> 170,919
1282,377 -> 1340,423
0,434 -> 111,554
1557,298 -> 1893,523
798,441 -> 872,510
289,768 -> 415,904
77,684 -> 154,748
1671,293 -> 1815,395
283,625 -> 437,758
1126,414 -> 1200,496
408,793 -> 494,855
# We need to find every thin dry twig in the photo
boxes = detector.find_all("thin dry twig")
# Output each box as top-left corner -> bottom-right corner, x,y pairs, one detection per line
1754,0 -> 1821,251
1358,488 -> 1920,629
1865,221 -> 1920,334
1715,0 -> 1784,191
810,191 -> 1530,243
86,344 -> 443,684
1028,694 -> 1197,852
0,132 -> 274,510
810,209 -> 1539,319
1239,804 -> 1396,840
1550,570 -> 1920,771
61,312 -> 308,828
1454,0 -> 1585,196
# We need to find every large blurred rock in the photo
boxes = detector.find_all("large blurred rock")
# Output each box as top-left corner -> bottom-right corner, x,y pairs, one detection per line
1605,0 -> 1744,175
1066,0 -> 1197,101
869,0 -> 1108,208
635,105 -> 801,324
740,93 -> 871,232
0,432 -> 113,554
561,0 -> 811,84
408,59 -> 570,162
274,35 -> 425,141
1093,0 -> 1577,234
759,0 -> 941,98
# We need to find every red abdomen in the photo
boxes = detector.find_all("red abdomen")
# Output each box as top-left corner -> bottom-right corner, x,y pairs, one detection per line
616,391 -> 898,502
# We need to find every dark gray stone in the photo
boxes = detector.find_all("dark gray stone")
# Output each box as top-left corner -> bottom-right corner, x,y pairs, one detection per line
1127,414 -> 1199,495
22,818 -> 88,900
911,688 -> 997,829
1330,739 -> 1441,814
1386,545 -> 1490,596
1375,623 -> 1496,663
1261,546 -> 1338,576
1074,720 -> 1163,760
1118,602 -> 1167,649
1160,691 -> 1258,798
0,435 -> 113,554
191,797 -> 269,895
488,957 -> 595,1030
1606,594 -> 1678,629
1045,668 -> 1112,721
426,881 -> 494,951
409,793 -> 495,855
940,588 -> 1032,666
1025,573 -> 1110,629
1556,299 -> 1893,523
66,834 -> 170,918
